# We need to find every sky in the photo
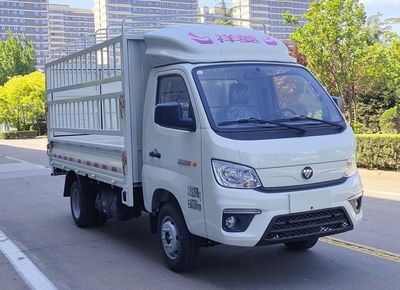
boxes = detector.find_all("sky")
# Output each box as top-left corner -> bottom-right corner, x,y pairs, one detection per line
51,0 -> 400,32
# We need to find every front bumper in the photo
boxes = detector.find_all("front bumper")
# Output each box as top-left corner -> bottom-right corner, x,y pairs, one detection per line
203,172 -> 363,247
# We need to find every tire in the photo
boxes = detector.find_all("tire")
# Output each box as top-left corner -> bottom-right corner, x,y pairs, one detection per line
284,237 -> 319,251
158,202 -> 200,272
70,179 -> 97,228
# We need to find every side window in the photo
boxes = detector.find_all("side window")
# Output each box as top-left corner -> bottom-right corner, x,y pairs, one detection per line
156,75 -> 192,120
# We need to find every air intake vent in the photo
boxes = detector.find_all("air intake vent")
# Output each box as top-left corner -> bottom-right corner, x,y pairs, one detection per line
257,207 -> 353,245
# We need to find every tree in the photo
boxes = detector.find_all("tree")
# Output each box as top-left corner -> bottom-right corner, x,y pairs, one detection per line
355,15 -> 399,132
289,0 -> 368,126
364,13 -> 392,44
388,39 -> 400,130
0,31 -> 36,85
215,0 -> 234,26
379,106 -> 398,134
284,41 -> 308,66
355,39 -> 398,132
0,71 -> 45,131
283,11 -> 299,25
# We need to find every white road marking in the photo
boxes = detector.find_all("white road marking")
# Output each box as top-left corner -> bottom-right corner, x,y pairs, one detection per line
365,190 -> 400,196
0,230 -> 57,290
4,155 -> 47,169
0,157 -> 50,179
0,163 -> 50,179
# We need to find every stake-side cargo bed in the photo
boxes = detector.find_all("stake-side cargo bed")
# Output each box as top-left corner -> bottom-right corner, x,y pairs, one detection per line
46,35 -> 150,206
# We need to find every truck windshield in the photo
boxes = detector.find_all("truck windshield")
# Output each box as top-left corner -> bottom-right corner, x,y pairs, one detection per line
192,64 -> 344,132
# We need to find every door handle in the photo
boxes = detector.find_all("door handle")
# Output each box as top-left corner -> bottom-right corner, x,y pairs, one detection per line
149,150 -> 161,159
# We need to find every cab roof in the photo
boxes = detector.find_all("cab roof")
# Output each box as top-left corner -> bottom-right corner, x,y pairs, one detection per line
143,25 -> 295,66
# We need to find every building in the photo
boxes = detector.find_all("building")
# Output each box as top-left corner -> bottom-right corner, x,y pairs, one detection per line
48,4 -> 94,55
232,0 -> 312,40
0,0 -> 49,68
199,6 -> 226,23
94,0 -> 199,35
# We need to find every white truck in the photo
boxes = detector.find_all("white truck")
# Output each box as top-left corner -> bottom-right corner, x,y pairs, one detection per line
45,20 -> 363,272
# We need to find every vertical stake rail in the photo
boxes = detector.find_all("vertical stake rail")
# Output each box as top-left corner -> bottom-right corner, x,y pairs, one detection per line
107,45 -> 110,78
89,51 -> 93,82
74,57 -> 77,85
115,97 -> 119,129
91,100 -> 95,129
62,61 -> 65,87
55,64 -> 58,89
85,54 -> 88,83
81,101 -> 85,129
103,99 -> 107,130
73,102 -> 76,129
101,47 -> 104,81
108,98 -> 113,129
77,102 -> 80,129
97,98 -> 101,130
113,43 -> 117,77
80,55 -> 83,84
95,49 -> 99,81
66,60 -> 69,86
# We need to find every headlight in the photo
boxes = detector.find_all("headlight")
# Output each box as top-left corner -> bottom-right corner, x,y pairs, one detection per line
344,154 -> 357,177
212,160 -> 262,189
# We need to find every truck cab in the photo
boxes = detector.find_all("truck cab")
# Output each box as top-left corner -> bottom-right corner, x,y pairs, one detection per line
46,24 -> 363,272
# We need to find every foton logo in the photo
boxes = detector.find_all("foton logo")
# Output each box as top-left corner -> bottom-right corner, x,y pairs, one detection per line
215,34 -> 260,43
302,166 -> 313,180
188,32 -> 214,44
188,32 -> 278,46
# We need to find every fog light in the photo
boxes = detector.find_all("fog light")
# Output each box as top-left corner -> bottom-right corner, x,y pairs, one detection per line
222,209 -> 261,232
225,216 -> 237,229
349,193 -> 363,214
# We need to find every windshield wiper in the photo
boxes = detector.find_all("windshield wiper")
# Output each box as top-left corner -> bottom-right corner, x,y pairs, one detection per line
218,118 -> 306,133
273,115 -> 345,130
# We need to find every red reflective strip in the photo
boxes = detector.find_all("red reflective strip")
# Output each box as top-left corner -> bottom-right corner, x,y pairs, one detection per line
86,161 -> 91,166
111,167 -> 117,172
94,162 -> 99,168
102,164 -> 108,170
77,159 -> 81,164
69,157 -> 73,162
63,156 -> 67,160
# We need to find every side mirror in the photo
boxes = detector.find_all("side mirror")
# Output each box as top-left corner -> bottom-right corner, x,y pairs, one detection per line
332,96 -> 344,112
155,102 -> 195,132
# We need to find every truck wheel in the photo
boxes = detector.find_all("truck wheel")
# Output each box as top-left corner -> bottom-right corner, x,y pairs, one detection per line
70,180 -> 96,228
158,202 -> 200,272
284,237 -> 319,251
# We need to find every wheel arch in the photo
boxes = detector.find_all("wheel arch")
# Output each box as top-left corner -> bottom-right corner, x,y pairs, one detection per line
63,171 -> 90,197
150,188 -> 181,234
151,188 -> 180,212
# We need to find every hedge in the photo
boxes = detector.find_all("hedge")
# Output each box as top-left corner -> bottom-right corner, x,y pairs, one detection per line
356,134 -> 400,171
0,130 -> 38,139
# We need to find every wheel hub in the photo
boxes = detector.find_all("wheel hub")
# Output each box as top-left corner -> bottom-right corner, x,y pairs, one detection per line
71,188 -> 81,218
161,217 -> 180,260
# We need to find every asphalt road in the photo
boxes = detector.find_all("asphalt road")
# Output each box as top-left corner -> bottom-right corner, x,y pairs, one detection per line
0,139 -> 399,290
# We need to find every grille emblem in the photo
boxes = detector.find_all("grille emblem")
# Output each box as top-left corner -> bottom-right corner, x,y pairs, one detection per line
302,166 -> 313,180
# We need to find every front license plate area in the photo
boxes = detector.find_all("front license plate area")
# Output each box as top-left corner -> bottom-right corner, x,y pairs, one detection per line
289,190 -> 332,213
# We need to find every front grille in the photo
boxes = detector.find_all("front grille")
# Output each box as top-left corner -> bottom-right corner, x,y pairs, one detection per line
257,207 -> 353,245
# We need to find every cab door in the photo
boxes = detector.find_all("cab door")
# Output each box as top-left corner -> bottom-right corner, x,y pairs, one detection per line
142,69 -> 205,237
